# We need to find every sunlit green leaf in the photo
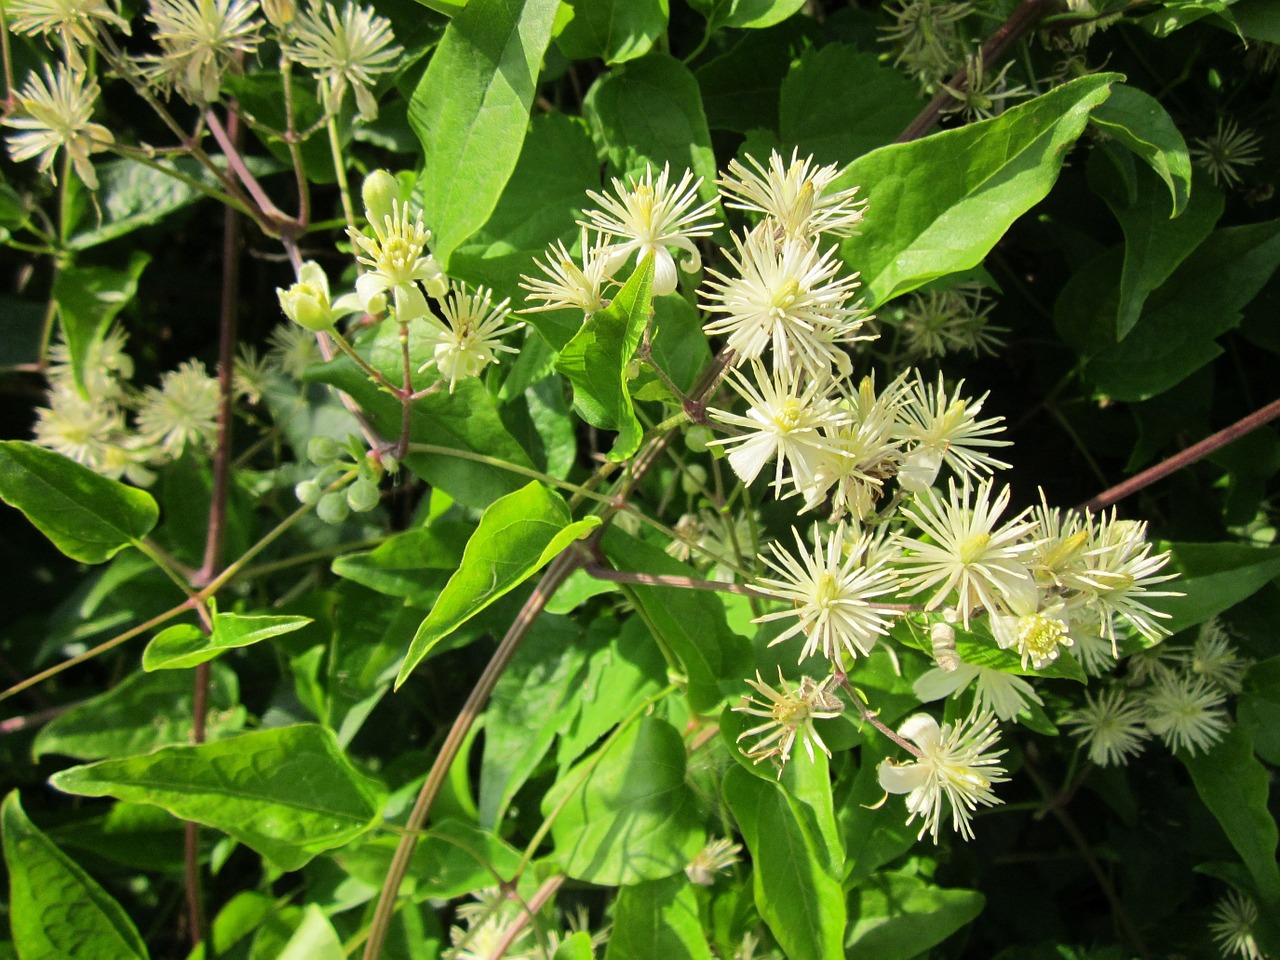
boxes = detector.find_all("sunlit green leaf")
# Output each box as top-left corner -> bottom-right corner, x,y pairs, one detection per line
545,715 -> 705,885
397,482 -> 600,686
0,440 -> 159,564
50,725 -> 385,871
557,0 -> 669,64
52,252 -> 149,394
277,905 -> 344,960
845,870 -> 984,959
2,792 -> 149,960
605,873 -> 714,960
1089,83 -> 1193,217
142,613 -> 313,670
330,523 -> 466,604
689,0 -> 805,29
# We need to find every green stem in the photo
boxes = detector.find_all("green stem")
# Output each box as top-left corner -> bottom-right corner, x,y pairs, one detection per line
324,82 -> 359,238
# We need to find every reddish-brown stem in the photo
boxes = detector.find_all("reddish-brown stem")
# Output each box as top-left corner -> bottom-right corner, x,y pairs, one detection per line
837,674 -> 923,757
205,109 -> 291,228
0,703 -> 69,735
895,0 -> 1066,143
484,874 -> 566,960
1080,397 -> 1280,513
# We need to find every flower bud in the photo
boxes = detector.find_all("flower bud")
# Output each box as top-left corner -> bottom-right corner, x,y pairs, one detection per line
347,478 -> 381,512
261,0 -> 295,28
278,262 -> 335,331
317,490 -> 350,524
361,170 -> 399,226
681,464 -> 707,496
295,479 -> 321,505
307,435 -> 340,465
685,425 -> 712,454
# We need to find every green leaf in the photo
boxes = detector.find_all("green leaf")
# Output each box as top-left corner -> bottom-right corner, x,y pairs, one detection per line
545,715 -> 706,885
554,253 -> 655,461
331,523 -> 467,605
840,73 -> 1119,308
0,441 -> 159,564
1239,657 -> 1280,766
33,663 -> 245,761
601,527 -> 750,714
52,253 -> 149,393
583,52 -> 718,191
142,613 -> 313,670
2,792 -> 149,960
1182,727 -> 1280,904
397,482 -> 601,686
67,158 -> 224,250
410,0 -> 560,263
1151,543 -> 1280,635
1090,155 -> 1222,340
695,22 -> 800,134
277,905 -> 344,960
689,0 -> 806,29
342,820 -> 522,900
723,760 -> 846,960
555,932 -> 596,960
604,873 -> 714,960
954,622 -> 1087,683
557,0 -> 669,64
845,870 -> 985,959
50,725 -> 386,871
1226,0 -> 1280,41
1089,83 -> 1193,217
779,44 -> 920,165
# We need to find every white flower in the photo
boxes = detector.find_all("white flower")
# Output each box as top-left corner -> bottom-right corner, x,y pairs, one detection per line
33,387 -> 125,469
1210,890 -> 1266,960
268,322 -> 322,379
914,660 -> 1044,723
990,591 -> 1073,670
706,361 -> 844,493
701,224 -> 866,377
519,228 -> 613,318
895,373 -> 1010,492
4,65 -> 114,189
754,524 -> 903,664
1141,666 -> 1230,756
142,0 -> 263,102
7,0 -> 130,69
1066,621 -> 1117,678
135,359 -> 221,457
895,478 -> 1038,627
350,199 -> 443,322
46,326 -> 134,403
685,837 -> 742,886
579,163 -> 721,296
1174,618 -> 1249,694
285,0 -> 401,120
878,709 -> 1007,842
1062,686 -> 1149,767
733,670 -> 844,772
1192,118 -> 1263,189
419,285 -> 522,392
277,260 -> 362,331
717,149 -> 867,241
887,286 -> 1007,360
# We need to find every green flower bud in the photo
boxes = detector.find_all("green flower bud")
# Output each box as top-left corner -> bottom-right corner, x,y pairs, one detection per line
685,425 -> 713,454
307,435 -> 340,465
347,478 -> 381,512
278,261 -> 335,331
681,463 -> 707,497
362,170 -> 399,225
295,479 -> 321,505
317,490 -> 350,524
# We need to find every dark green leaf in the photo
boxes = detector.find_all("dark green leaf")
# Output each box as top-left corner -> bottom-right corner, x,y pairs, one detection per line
2,792 -> 149,960
67,159 -> 225,250
397,482 -> 600,686
583,53 -> 718,190
410,0 -> 560,262
1089,83 -> 1193,217
52,253 -> 149,393
142,612 -> 312,670
1239,657 -> 1280,766
50,725 -> 386,871
605,873 -> 714,960
557,0 -> 669,64
545,715 -> 706,884
33,662 -> 245,761
1151,542 -> 1280,635
1183,726 -> 1280,903
723,760 -> 846,960
0,441 -> 159,564
554,253 -> 655,461
845,870 -> 985,959
779,44 -> 920,165
840,74 -> 1120,307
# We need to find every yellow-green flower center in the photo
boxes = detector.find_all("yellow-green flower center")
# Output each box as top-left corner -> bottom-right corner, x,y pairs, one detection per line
958,532 -> 991,565
1019,613 -> 1066,663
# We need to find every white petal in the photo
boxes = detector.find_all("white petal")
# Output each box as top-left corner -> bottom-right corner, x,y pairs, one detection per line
897,713 -> 941,751
913,662 -> 979,703
878,758 -> 929,795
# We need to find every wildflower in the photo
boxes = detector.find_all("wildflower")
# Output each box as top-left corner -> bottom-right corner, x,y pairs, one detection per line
233,344 -> 275,404
685,837 -> 742,886
895,373 -> 1010,492
754,524 -> 903,664
268,322 -> 322,379
991,593 -> 1073,670
32,387 -> 125,469
880,0 -> 971,84
1062,686 -> 1149,766
1141,666 -> 1230,756
707,361 -> 844,493
142,0 -> 263,103
1176,619 -> 1249,694
449,888 -> 530,960
285,0 -> 402,120
4,65 -> 113,189
419,285 -> 522,392
135,360 -> 221,457
7,0 -> 130,70
1210,890 -> 1266,960
46,327 -> 134,402
888,287 -> 1006,360
939,51 -> 1031,121
733,670 -> 844,772
878,709 -> 1007,842
580,164 -> 721,296
277,260 -> 363,331
701,225 -> 866,377
914,660 -> 1044,723
717,149 -> 867,241
350,198 -> 444,322
519,228 -> 613,318
1191,118 -> 1263,189
1067,623 -> 1117,678
895,478 -> 1038,627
